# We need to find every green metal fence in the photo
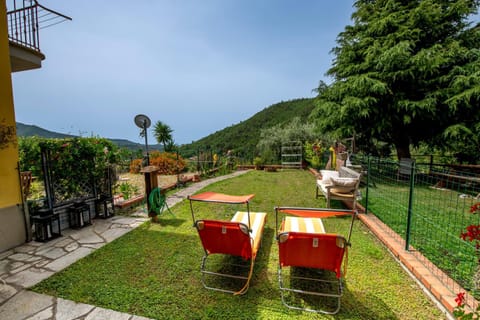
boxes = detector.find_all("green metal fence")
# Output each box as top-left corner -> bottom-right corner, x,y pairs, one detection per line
351,155 -> 480,301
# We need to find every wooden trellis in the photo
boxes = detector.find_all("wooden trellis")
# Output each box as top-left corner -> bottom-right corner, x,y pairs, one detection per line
281,141 -> 302,169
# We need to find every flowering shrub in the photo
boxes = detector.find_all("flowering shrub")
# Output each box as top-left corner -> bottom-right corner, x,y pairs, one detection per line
150,152 -> 186,174
129,152 -> 186,175
453,291 -> 480,319
472,203 -> 480,214
460,203 -> 480,251
304,140 -> 324,169
129,159 -> 143,174
455,203 -> 480,319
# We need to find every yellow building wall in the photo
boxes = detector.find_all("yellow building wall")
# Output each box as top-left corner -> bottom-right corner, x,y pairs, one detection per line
0,1 -> 27,251
0,1 -> 21,206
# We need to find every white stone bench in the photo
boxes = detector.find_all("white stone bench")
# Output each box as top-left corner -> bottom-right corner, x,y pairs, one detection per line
315,166 -> 361,208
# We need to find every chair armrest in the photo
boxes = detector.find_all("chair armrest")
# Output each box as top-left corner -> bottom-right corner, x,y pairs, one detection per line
325,184 -> 355,192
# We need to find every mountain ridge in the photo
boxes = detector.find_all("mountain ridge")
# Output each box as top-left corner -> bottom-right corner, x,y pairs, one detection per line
15,122 -> 161,150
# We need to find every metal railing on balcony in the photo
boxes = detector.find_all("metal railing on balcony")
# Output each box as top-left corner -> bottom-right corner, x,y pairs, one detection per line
7,0 -> 71,52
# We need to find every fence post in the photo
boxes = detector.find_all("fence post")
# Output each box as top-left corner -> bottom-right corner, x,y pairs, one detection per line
197,149 -> 200,173
405,161 -> 416,250
429,154 -> 433,174
40,147 -> 54,210
365,156 -> 370,214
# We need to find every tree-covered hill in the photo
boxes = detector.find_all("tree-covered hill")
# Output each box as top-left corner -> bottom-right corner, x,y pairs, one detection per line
16,122 -> 75,139
178,98 -> 315,160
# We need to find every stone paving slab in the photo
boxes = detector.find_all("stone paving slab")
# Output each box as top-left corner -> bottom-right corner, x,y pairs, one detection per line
131,316 -> 154,320
102,227 -> 132,243
26,306 -> 53,320
0,259 -> 9,275
6,267 -> 55,288
69,229 -> 105,245
0,250 -> 14,260
36,247 -> 66,260
43,247 -> 93,272
0,291 -> 53,320
56,298 -> 95,320
86,308 -> 133,320
0,284 -> 17,304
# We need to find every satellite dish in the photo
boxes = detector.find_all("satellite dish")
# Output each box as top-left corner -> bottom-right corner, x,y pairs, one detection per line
134,114 -> 152,166
134,114 -> 151,129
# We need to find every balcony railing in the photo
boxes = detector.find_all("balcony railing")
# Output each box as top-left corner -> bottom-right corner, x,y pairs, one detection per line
7,0 -> 71,52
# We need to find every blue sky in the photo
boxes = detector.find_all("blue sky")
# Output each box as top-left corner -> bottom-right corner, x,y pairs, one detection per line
11,1 -> 356,145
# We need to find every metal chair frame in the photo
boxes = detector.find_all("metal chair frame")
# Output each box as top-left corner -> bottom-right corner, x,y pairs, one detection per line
188,192 -> 266,295
275,206 -> 356,314
196,219 -> 254,294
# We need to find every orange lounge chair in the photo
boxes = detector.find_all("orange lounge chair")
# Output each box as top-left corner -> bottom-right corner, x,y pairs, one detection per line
188,192 -> 267,295
275,206 -> 356,314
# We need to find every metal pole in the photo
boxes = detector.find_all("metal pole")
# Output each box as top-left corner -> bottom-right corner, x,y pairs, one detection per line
176,150 -> 181,187
405,161 -> 416,250
17,162 -> 32,242
41,147 -> 53,210
429,154 -> 433,174
189,198 -> 196,226
197,148 -> 200,173
144,121 -> 150,166
365,156 -> 370,214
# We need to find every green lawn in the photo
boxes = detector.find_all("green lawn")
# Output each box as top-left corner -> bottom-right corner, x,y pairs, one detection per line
361,179 -> 479,295
31,170 -> 445,319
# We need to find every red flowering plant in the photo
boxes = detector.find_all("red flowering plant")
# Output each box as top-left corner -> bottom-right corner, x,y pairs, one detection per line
460,203 -> 480,250
454,203 -> 480,319
454,290 -> 479,319
304,140 -> 324,169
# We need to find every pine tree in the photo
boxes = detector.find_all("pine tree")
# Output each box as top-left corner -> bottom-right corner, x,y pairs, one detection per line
313,0 -> 480,160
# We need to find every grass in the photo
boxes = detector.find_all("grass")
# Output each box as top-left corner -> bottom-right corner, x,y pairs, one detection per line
31,170 -> 445,319
362,178 -> 480,295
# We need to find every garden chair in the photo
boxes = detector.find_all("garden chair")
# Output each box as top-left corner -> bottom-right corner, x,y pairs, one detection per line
315,166 -> 361,208
148,187 -> 174,216
188,192 -> 267,295
275,206 -> 356,314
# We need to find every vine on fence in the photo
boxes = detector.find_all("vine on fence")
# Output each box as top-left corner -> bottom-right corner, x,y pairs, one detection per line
19,137 -> 119,202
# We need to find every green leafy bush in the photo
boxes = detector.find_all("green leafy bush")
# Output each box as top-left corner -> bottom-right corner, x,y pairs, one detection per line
18,137 -> 119,200
304,140 -> 325,169
115,182 -> 139,200
18,136 -> 43,176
